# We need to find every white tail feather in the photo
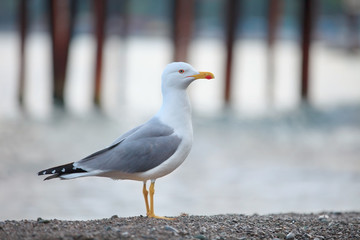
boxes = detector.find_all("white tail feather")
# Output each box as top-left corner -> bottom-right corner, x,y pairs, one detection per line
60,170 -> 104,179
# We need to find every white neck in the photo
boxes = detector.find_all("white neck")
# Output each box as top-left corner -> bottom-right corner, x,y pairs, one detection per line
155,87 -> 193,136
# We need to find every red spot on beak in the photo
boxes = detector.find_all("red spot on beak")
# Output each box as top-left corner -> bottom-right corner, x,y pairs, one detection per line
205,75 -> 212,80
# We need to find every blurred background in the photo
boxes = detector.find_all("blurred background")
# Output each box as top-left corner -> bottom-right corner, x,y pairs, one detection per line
0,0 -> 360,220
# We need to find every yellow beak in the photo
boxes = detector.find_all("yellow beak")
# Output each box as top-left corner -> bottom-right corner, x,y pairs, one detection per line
190,72 -> 215,80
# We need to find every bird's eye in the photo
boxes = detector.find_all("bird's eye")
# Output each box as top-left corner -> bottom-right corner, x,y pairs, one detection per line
178,69 -> 185,74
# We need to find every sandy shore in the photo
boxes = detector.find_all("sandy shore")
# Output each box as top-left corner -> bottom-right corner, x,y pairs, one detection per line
1,212 -> 359,239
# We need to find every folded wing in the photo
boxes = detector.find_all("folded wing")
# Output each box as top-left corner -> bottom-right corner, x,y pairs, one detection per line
77,118 -> 182,173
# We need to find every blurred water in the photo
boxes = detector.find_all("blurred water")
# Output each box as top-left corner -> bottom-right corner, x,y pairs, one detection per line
0,106 -> 359,220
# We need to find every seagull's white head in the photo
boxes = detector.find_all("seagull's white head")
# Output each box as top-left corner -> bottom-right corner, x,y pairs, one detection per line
161,62 -> 214,90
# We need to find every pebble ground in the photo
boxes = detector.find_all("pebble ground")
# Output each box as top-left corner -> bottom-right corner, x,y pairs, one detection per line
1,212 -> 359,239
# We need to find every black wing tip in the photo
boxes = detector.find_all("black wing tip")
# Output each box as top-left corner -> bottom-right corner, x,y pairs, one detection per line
43,174 -> 60,181
37,170 -> 59,180
37,162 -> 87,180
38,169 -> 56,176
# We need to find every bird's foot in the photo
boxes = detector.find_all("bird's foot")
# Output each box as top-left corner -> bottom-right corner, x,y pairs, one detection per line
147,213 -> 175,220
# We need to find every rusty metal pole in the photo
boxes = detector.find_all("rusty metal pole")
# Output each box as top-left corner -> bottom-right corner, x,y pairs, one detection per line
93,0 -> 107,106
224,0 -> 239,106
300,0 -> 315,103
172,0 -> 195,62
18,0 -> 27,106
49,0 -> 72,106
266,0 -> 281,107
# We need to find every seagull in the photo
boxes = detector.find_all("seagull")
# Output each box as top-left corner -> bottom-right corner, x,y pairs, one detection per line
38,62 -> 214,219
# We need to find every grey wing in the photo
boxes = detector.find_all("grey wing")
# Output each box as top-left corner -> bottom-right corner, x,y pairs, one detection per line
76,118 -> 182,173
110,125 -> 143,145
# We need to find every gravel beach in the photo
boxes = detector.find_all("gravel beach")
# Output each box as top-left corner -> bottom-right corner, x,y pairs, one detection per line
1,212 -> 359,240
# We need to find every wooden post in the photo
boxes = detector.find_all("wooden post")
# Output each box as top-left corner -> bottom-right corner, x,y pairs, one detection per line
119,0 -> 129,39
172,0 -> 195,62
93,0 -> 107,106
300,0 -> 315,103
18,0 -> 27,106
224,0 -> 239,105
266,0 -> 281,106
345,10 -> 360,51
49,0 -> 72,106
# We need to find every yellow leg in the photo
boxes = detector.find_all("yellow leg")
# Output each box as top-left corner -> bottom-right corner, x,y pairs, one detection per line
146,181 -> 174,220
142,182 -> 150,216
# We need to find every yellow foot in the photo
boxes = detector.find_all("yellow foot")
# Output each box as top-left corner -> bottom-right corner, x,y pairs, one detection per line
143,181 -> 175,220
147,213 -> 175,220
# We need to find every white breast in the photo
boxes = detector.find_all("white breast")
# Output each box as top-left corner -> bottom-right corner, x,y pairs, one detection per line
136,133 -> 192,181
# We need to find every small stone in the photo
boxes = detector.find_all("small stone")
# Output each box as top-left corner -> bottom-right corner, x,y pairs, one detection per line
286,232 -> 295,239
220,232 -> 227,237
200,226 -> 207,234
121,231 -> 129,237
111,215 -> 119,219
105,226 -> 112,231
194,234 -> 207,240
318,215 -> 329,222
37,217 -> 50,224
331,211 -> 342,216
164,225 -> 179,233
276,233 -> 286,239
